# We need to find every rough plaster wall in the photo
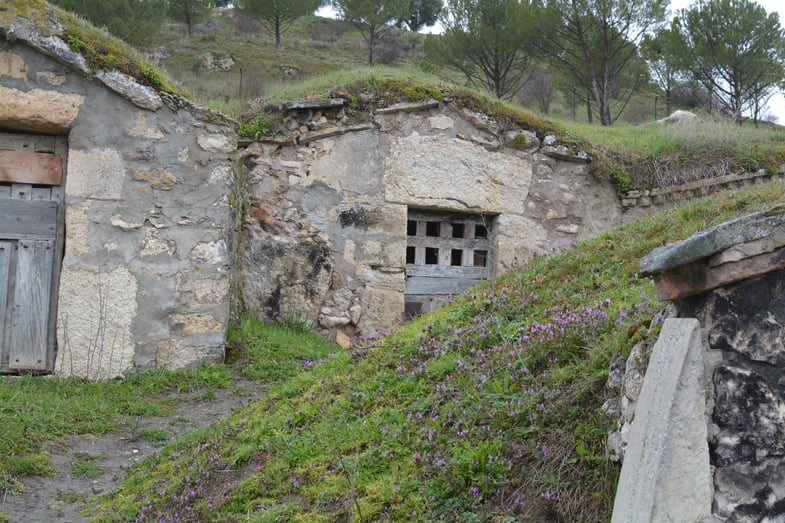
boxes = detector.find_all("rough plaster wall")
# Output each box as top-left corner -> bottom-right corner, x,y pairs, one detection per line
1,40 -> 235,377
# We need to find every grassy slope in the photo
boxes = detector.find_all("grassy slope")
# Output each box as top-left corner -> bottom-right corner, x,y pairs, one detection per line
86,179 -> 785,523
4,7 -> 785,521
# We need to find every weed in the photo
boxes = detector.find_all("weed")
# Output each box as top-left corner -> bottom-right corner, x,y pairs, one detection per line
237,113 -> 273,139
136,428 -> 173,443
70,459 -> 103,479
66,36 -> 89,54
55,491 -> 87,504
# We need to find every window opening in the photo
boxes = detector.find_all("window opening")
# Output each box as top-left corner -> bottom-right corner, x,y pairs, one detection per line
475,224 -> 488,239
451,249 -> 463,266
407,220 -> 417,236
451,223 -> 465,238
473,250 -> 488,267
426,221 -> 440,237
425,247 -> 439,265
406,246 -> 416,264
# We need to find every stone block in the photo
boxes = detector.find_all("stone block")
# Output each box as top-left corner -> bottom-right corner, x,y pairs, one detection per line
67,148 -> 126,200
611,318 -> 711,523
132,168 -> 177,190
56,266 -> 137,378
197,132 -> 236,153
0,50 -> 28,79
169,313 -> 223,336
0,85 -> 83,133
385,131 -> 532,214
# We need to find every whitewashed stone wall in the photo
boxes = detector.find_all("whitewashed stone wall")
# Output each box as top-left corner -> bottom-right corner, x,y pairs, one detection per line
0,28 -> 236,377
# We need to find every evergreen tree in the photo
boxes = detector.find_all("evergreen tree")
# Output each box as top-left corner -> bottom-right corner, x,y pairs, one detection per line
539,0 -> 668,125
398,0 -> 443,32
168,0 -> 211,37
51,0 -> 166,47
332,0 -> 409,65
238,0 -> 322,49
429,0 -> 541,100
675,0 -> 785,125
640,22 -> 685,117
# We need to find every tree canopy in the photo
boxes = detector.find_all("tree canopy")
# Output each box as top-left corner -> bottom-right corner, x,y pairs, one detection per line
674,0 -> 785,125
539,0 -> 668,125
397,0 -> 443,32
168,0 -> 211,37
640,22 -> 685,117
238,0 -> 322,48
431,0 -> 541,100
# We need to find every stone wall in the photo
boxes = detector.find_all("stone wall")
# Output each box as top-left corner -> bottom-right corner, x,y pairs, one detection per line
0,24 -> 236,377
621,168 -> 785,221
611,208 -> 785,522
239,99 -> 622,344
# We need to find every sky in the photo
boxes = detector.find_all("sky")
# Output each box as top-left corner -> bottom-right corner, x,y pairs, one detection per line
318,1 -> 785,123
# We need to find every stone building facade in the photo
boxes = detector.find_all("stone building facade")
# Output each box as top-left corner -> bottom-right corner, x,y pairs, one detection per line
239,98 -> 622,346
0,4 -> 236,378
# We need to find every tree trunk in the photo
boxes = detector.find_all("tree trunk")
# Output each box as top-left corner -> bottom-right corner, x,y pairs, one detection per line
368,22 -> 377,65
275,19 -> 281,49
586,93 -> 593,123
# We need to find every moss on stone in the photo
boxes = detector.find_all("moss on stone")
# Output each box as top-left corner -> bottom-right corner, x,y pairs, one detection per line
0,0 -> 188,98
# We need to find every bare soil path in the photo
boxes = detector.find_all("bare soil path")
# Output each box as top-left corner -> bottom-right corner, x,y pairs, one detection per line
1,374 -> 265,523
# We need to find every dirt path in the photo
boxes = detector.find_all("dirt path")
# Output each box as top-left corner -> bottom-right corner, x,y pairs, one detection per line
1,375 -> 266,523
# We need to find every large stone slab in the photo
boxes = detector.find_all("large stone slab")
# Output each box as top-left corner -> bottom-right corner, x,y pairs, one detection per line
385,131 -> 532,214
612,318 -> 711,523
640,207 -> 785,276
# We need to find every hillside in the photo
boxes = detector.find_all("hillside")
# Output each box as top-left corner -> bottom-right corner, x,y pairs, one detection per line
146,8 -> 785,193
85,179 -> 785,522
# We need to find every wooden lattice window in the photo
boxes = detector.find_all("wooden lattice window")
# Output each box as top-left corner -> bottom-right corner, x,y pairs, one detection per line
404,210 -> 494,319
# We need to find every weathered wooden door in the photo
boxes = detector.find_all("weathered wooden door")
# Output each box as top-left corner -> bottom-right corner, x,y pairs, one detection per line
0,132 -> 66,374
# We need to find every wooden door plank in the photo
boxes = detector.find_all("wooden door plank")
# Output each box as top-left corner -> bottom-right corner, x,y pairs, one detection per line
405,276 -> 482,295
32,135 -> 56,153
0,199 -> 58,239
0,151 -> 62,185
11,184 -> 32,200
0,241 -> 12,368
31,187 -> 52,200
9,239 -> 53,370
406,265 -> 489,279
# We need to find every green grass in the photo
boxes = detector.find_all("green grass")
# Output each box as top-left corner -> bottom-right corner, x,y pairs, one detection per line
86,179 -> 785,522
70,458 -> 103,479
558,114 -> 785,190
135,428 -> 174,444
0,365 -> 232,480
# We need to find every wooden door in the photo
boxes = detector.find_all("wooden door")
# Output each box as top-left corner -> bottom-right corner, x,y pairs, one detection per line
0,132 -> 66,374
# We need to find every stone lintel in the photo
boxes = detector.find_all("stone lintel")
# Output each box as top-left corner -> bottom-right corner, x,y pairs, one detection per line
374,100 -> 440,115
652,245 -> 785,301
294,123 -> 374,145
541,145 -> 591,164
640,206 -> 785,277
281,98 -> 345,111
